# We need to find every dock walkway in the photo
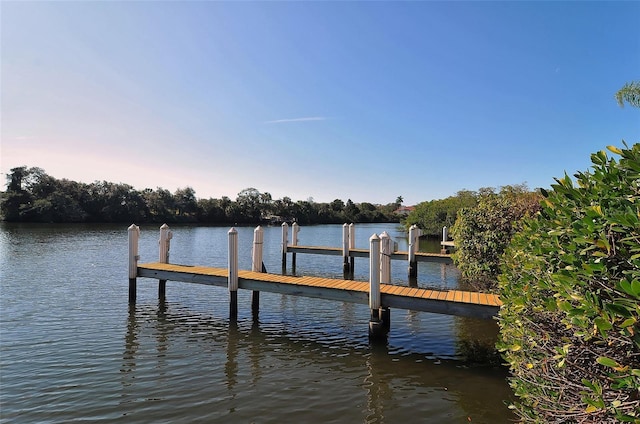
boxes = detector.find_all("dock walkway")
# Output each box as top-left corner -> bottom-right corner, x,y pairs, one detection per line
287,245 -> 453,263
137,262 -> 501,320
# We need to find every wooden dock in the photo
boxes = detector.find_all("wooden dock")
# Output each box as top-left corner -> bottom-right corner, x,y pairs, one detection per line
136,262 -> 501,320
128,224 -> 499,340
286,245 -> 453,264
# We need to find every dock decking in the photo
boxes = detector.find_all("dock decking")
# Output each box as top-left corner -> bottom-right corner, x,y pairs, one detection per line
137,262 -> 501,319
286,245 -> 453,263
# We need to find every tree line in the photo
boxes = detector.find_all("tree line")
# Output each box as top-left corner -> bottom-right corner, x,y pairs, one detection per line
0,166 -> 403,225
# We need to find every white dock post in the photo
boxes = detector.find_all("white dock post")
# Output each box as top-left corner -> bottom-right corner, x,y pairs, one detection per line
441,226 -> 449,254
158,223 -> 172,300
291,222 -> 299,271
228,227 -> 239,320
408,225 -> 418,279
369,233 -> 386,339
128,224 -> 140,304
281,222 -> 289,271
342,223 -> 350,276
380,231 -> 392,285
251,225 -> 264,314
377,232 -> 392,337
348,223 -> 355,274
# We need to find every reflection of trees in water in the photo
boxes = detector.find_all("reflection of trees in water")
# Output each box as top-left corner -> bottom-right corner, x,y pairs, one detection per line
121,301 -> 513,422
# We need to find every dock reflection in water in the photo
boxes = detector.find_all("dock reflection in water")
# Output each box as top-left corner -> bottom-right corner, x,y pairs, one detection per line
122,299 -> 514,423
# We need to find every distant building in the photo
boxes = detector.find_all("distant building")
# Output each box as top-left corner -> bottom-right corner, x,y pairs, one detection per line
393,206 -> 415,216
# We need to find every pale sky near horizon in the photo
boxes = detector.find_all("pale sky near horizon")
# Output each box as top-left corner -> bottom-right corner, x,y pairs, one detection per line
2,1 -> 639,206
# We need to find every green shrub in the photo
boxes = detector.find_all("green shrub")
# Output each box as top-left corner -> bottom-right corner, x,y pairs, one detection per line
404,190 -> 477,236
498,144 -> 640,423
450,185 -> 542,292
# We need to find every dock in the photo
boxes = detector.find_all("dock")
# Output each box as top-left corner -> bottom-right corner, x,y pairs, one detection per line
281,223 -> 453,278
128,224 -> 499,340
137,262 -> 500,320
286,245 -> 453,263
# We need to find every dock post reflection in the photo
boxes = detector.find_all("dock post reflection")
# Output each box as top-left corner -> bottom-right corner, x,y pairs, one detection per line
364,343 -> 392,423
225,321 -> 238,393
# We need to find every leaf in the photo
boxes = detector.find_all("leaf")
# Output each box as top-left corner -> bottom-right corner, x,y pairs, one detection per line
620,318 -> 637,328
607,145 -> 623,155
596,356 -> 619,369
594,317 -> 613,332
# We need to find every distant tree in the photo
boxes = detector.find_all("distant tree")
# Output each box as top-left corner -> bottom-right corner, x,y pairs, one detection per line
197,198 -> 228,223
404,190 -> 477,236
615,80 -> 640,108
236,188 -> 262,222
142,188 -> 176,222
344,199 -> 360,222
395,196 -> 403,206
330,198 -> 345,212
174,187 -> 198,220
2,166 -> 33,221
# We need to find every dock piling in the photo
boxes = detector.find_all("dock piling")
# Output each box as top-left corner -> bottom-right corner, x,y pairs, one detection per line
281,223 -> 288,272
228,227 -> 239,320
251,226 -> 264,314
348,224 -> 355,275
408,225 -> 418,279
291,222 -> 299,272
380,231 -> 391,285
342,224 -> 350,277
441,226 -> 449,254
158,224 -> 172,300
128,224 -> 140,304
368,233 -> 387,340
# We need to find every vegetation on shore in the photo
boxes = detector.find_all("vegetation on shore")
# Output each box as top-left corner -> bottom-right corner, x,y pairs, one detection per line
450,185 -> 542,292
498,143 -> 640,422
0,166 -> 403,225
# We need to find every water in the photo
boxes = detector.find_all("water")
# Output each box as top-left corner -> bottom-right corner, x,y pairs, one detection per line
0,223 -> 514,423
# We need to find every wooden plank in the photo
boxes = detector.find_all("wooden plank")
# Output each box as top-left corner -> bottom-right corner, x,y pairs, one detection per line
388,285 -> 405,296
406,288 -> 421,298
477,293 -> 490,305
453,290 -> 463,303
444,291 -> 457,302
393,287 -> 412,297
489,294 -> 502,306
420,289 -> 437,300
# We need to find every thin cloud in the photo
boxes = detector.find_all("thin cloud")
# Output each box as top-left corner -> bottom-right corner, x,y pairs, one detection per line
264,117 -> 327,124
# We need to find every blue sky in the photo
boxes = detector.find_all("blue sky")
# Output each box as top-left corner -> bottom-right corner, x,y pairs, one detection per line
2,1 -> 638,206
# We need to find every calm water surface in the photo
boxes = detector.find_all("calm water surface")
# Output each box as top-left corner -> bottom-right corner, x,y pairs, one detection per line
0,223 -> 514,423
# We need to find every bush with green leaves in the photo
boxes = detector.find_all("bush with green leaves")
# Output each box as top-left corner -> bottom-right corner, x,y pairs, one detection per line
498,144 -> 640,423
450,185 -> 542,292
404,190 -> 478,236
